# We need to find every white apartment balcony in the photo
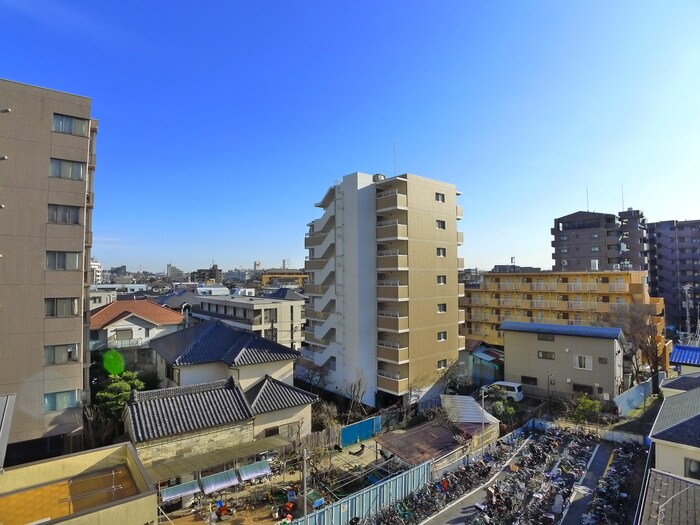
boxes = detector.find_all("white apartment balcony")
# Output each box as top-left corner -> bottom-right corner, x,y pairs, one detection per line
456,205 -> 464,220
458,335 -> 466,350
377,281 -> 409,301
376,190 -> 408,212
305,284 -> 329,296
458,283 -> 465,297
305,258 -> 328,271
377,310 -> 409,332
377,340 -> 409,364
456,231 -> 464,245
377,250 -> 408,271
457,258 -> 465,270
310,199 -> 336,233
376,219 -> 408,241
458,310 -> 466,324
304,232 -> 325,248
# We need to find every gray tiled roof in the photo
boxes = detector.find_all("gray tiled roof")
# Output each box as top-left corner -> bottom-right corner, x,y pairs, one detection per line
150,319 -> 301,367
500,321 -> 623,340
245,375 -> 318,414
662,373 -> 700,392
650,387 -> 700,447
638,469 -> 700,525
127,378 -> 253,443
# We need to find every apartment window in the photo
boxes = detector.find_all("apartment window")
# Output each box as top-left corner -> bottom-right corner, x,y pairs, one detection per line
44,390 -> 78,412
573,355 -> 593,370
538,351 -> 555,360
560,235 -> 568,241
44,344 -> 79,365
44,298 -> 79,317
436,247 -> 446,257
591,246 -> 600,252
50,158 -> 85,180
52,114 -> 88,137
437,303 -> 447,313
436,220 -> 446,230
437,359 -> 448,369
435,192 -> 445,202
572,383 -> 593,394
437,331 -> 447,341
590,232 -> 600,239
538,333 -> 555,341
598,357 -> 608,365
560,247 -> 568,253
48,204 -> 81,225
46,251 -> 80,271
521,376 -> 538,386
437,275 -> 447,285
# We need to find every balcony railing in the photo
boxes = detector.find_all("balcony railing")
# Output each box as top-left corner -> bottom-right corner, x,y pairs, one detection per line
377,344 -> 409,363
376,373 -> 409,395
376,191 -> 408,211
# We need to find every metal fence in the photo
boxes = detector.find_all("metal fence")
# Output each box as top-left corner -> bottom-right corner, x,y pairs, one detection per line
339,416 -> 382,448
613,373 -> 665,416
290,461 -> 432,525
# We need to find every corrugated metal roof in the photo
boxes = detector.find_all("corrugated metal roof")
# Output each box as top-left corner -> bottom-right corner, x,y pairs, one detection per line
670,345 -> 700,366
440,395 -> 499,425
127,378 -> 253,443
500,322 -> 622,339
245,375 -> 318,414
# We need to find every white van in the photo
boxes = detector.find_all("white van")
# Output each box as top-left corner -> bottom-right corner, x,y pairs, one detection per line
481,381 -> 524,402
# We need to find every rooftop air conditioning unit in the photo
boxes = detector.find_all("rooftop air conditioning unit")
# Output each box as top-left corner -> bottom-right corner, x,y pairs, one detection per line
373,173 -> 385,182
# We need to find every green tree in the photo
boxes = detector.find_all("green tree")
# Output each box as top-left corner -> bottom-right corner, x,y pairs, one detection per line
572,394 -> 601,425
94,370 -> 145,419
491,400 -> 517,427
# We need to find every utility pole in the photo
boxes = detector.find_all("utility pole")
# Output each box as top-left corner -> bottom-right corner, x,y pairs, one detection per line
302,448 -> 308,522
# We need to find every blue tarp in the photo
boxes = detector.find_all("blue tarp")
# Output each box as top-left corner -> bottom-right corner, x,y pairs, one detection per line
201,468 -> 239,494
160,479 -> 201,502
237,460 -> 271,481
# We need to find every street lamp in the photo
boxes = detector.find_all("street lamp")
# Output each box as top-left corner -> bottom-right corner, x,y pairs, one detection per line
547,372 -> 555,417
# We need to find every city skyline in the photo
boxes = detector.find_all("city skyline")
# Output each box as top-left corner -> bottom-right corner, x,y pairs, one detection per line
4,1 -> 700,271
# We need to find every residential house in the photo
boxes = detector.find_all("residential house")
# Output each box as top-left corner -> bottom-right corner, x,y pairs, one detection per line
89,299 -> 184,353
661,373 -> 700,398
0,443 -> 156,525
649,387 -> 700,481
150,320 -> 316,440
636,469 -> 700,524
501,322 -> 626,402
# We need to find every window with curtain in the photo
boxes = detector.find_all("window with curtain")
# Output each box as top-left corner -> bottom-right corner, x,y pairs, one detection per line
44,344 -> 79,365
45,298 -> 79,317
48,204 -> 81,225
50,158 -> 85,180
52,114 -> 88,137
46,251 -> 80,270
44,390 -> 78,412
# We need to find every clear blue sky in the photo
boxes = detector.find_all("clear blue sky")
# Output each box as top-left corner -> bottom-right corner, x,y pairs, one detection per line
4,1 -> 700,273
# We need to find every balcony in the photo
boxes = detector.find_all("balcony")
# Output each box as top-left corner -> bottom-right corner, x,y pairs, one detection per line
457,258 -> 465,269
305,309 -> 330,322
304,284 -> 329,296
456,231 -> 464,245
84,231 -> 93,247
376,373 -> 409,395
304,232 -> 325,248
376,219 -> 408,240
457,335 -> 466,350
377,251 -> 408,270
458,310 -> 466,324
456,205 -> 463,220
376,190 -> 408,212
305,332 -> 331,347
377,282 -> 409,301
377,311 -> 409,332
458,283 -> 465,297
377,342 -> 409,363
305,258 -> 328,271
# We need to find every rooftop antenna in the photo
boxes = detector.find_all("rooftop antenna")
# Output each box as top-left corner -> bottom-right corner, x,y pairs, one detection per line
393,140 -> 397,177
621,182 -> 625,210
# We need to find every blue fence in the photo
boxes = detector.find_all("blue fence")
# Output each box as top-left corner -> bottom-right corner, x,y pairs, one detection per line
340,416 -> 382,448
614,372 -> 665,416
290,461 -> 432,525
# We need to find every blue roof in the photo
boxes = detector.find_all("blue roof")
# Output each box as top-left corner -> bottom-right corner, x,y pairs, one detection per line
500,322 -> 623,340
670,345 -> 700,366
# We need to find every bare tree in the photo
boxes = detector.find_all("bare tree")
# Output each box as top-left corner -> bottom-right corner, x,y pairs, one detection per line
301,359 -> 333,391
594,303 -> 664,397
345,374 -> 367,424
435,358 -> 467,394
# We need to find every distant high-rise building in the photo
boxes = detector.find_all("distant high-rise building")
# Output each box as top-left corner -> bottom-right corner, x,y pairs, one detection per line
90,258 -> 104,284
166,263 -> 185,281
0,79 -> 97,463
551,209 -> 648,272
301,172 -> 465,408
648,219 -> 700,334
191,264 -> 223,283
253,260 -> 262,271
282,259 -> 291,270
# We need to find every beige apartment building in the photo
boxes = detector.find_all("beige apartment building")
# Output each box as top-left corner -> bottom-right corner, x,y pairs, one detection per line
302,172 -> 465,408
0,79 -> 97,462
461,270 -> 669,369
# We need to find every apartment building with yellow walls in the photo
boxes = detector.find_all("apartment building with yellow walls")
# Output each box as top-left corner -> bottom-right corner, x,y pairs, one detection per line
302,173 -> 465,408
0,79 -> 97,464
461,270 -> 670,370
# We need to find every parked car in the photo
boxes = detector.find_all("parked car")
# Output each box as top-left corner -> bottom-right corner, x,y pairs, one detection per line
480,381 -> 524,402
